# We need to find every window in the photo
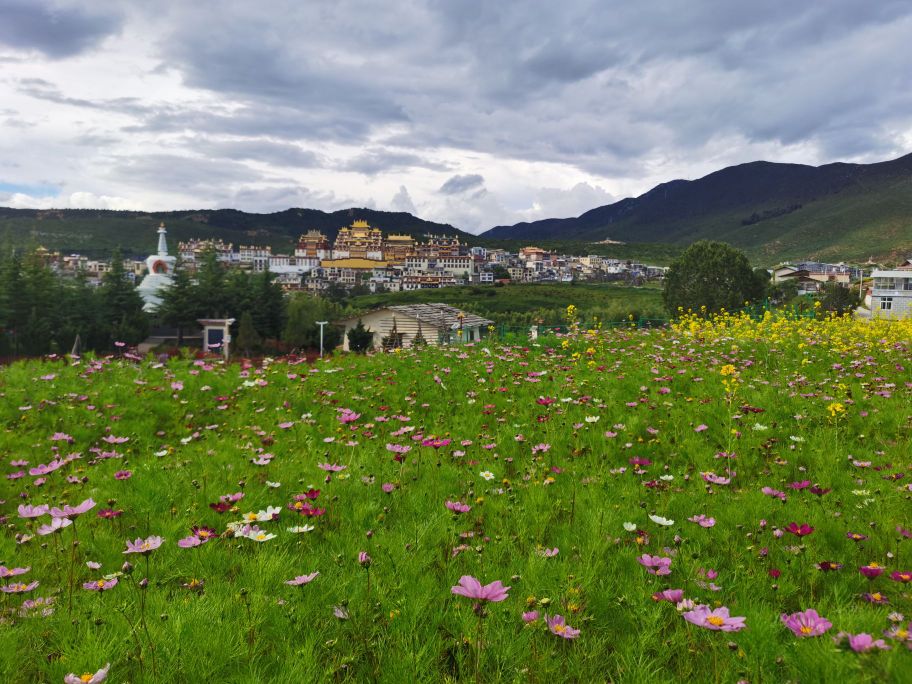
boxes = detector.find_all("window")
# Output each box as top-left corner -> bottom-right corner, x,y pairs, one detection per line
904,279 -> 912,291
880,297 -> 893,311
877,277 -> 896,290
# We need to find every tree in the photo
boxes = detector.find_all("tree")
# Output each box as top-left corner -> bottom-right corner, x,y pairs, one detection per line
250,271 -> 286,340
235,310 -> 262,357
663,241 -> 765,316
98,248 -> 149,346
194,248 -> 227,318
491,264 -> 510,280
157,258 -> 198,345
818,282 -> 860,316
282,294 -> 342,351
346,319 -> 374,353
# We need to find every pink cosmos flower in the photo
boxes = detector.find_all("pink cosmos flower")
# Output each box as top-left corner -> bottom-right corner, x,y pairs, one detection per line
317,463 -> 346,472
637,554 -> 672,576
701,472 -> 731,486
652,589 -> 684,603
522,610 -> 539,623
123,536 -> 164,555
358,551 -> 372,567
450,575 -> 510,602
0,566 -> 29,578
64,663 -> 110,684
781,609 -> 832,637
83,578 -> 119,591
682,605 -> 746,632
761,486 -> 787,501
546,614 -> 580,639
114,470 -> 132,480
538,547 -> 559,558
694,424 -> 708,432
50,498 -> 96,519
17,504 -> 48,518
445,500 -> 471,514
37,517 -> 72,535
1,581 -> 39,594
285,572 -> 319,585
834,632 -> 891,652
688,514 -> 716,528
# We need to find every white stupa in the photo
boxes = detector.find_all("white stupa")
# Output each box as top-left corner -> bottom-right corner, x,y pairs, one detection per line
137,222 -> 177,312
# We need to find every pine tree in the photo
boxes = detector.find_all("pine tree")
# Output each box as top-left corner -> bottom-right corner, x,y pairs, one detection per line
99,248 -> 149,347
235,310 -> 262,357
158,258 -> 198,345
346,319 -> 374,353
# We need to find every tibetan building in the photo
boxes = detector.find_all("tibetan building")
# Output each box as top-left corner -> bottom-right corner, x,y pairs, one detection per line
332,220 -> 383,260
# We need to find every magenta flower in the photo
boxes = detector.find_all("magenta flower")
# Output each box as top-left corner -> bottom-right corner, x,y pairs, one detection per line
16,503 -> 48,518
890,571 -> 912,583
682,605 -> 746,632
445,500 -> 471,514
859,563 -> 885,579
450,575 -> 510,603
863,592 -> 889,605
816,561 -> 843,572
64,664 -> 110,684
381,482 -> 396,493
123,536 -> 164,555
178,527 -> 217,548
781,609 -> 832,637
652,589 -> 685,603
522,610 -> 539,623
285,572 -> 320,586
637,554 -> 672,576
114,470 -> 132,480
784,522 -> 814,537
546,614 -> 580,639
83,577 -> 119,591
846,532 -> 868,542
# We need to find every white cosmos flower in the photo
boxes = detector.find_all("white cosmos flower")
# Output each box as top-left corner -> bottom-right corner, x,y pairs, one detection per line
649,515 -> 675,526
154,449 -> 168,457
480,471 -> 495,481
287,525 -> 315,534
245,530 -> 276,542
623,522 -> 637,532
266,481 -> 281,488
659,474 -> 674,481
584,416 -> 600,423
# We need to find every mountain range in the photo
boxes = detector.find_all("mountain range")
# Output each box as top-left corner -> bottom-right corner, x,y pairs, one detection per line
483,152 -> 912,263
2,152 -> 911,263
0,207 -> 466,258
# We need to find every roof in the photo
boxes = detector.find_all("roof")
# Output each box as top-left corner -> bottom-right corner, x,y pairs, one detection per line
871,270 -> 912,278
340,303 -> 493,328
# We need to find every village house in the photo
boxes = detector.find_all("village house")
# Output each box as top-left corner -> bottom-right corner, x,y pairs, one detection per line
337,303 -> 493,351
870,260 -> 912,318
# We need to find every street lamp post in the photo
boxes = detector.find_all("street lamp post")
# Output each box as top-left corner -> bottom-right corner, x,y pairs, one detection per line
316,321 -> 328,358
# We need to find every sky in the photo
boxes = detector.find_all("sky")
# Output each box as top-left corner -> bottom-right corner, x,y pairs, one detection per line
1,0 -> 911,234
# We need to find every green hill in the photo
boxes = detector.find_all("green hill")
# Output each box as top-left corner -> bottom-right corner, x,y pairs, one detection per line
482,152 -> 912,264
0,207 -> 469,258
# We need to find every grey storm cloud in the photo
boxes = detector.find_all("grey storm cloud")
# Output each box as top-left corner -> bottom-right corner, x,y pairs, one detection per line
2,0 -> 912,220
439,174 -> 484,195
0,0 -> 123,58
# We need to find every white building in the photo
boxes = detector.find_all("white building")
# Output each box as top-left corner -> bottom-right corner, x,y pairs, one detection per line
337,303 -> 494,351
137,223 -> 176,312
870,268 -> 912,318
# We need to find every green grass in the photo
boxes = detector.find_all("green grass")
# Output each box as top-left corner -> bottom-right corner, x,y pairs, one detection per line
1,316 -> 911,682
348,282 -> 666,327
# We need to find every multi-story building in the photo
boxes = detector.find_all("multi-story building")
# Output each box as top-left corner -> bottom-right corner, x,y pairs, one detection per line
404,255 -> 474,278
382,234 -> 416,264
871,264 -> 912,318
178,239 -> 236,266
295,230 -> 331,259
333,220 -> 384,260
417,234 -> 463,258
238,245 -> 272,272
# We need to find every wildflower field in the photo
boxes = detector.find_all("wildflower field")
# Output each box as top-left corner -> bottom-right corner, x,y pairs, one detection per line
2,313 -> 911,683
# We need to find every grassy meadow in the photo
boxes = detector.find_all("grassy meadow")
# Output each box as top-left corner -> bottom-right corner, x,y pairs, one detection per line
1,311 -> 911,682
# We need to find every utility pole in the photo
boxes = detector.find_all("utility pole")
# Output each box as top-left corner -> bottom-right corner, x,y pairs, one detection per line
316,321 -> 328,358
